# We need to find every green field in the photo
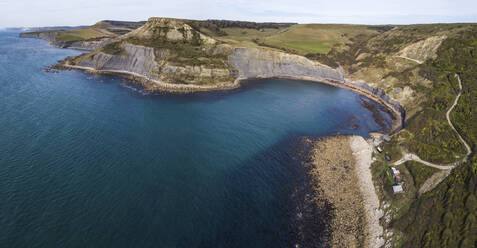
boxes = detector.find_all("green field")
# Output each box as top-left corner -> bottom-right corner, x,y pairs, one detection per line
261,40 -> 337,54
54,27 -> 116,42
256,24 -> 380,55
39,20 -> 145,43
210,27 -> 286,48
201,23 -> 382,55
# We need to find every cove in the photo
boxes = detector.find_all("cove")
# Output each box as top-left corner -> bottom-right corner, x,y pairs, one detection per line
0,31 -> 391,247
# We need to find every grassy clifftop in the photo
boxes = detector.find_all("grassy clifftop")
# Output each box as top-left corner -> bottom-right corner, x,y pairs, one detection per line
21,20 -> 145,43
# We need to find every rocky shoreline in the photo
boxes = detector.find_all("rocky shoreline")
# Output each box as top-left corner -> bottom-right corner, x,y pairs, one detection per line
53,64 -> 243,93
292,135 -> 384,248
302,136 -> 366,247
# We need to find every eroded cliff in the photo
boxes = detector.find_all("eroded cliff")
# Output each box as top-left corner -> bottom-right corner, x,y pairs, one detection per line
229,47 -> 344,82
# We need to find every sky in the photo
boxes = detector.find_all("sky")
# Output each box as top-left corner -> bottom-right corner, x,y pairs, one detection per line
1,0 -> 476,28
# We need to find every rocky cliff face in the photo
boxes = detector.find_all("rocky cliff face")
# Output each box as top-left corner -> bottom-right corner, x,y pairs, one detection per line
66,43 -> 235,87
229,47 -> 345,82
66,43 -> 349,89
71,44 -> 159,77
343,80 -> 405,130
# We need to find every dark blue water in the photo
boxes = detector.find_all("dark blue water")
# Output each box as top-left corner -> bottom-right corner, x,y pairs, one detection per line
0,31 -> 389,247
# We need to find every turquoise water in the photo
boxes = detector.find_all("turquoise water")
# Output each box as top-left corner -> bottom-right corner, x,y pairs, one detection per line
0,31 -> 389,247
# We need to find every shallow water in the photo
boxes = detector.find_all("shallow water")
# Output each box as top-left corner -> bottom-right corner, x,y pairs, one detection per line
0,31 -> 390,247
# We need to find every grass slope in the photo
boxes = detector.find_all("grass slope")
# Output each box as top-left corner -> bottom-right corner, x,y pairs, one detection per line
295,23 -> 476,246
393,27 -> 477,248
24,20 -> 145,43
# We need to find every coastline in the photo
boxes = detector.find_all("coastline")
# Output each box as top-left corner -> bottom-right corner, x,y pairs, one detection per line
56,64 -> 243,92
56,64 -> 404,133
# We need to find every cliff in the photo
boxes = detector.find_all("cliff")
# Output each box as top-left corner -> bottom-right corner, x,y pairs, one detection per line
229,47 -> 344,82
19,20 -> 144,50
58,17 -> 348,88
63,43 -> 235,89
71,45 -> 159,77
19,31 -> 57,42
20,30 -> 112,50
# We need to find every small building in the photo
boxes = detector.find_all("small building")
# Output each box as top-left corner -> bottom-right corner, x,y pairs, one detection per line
383,135 -> 391,142
393,185 -> 404,194
372,136 -> 383,146
390,167 -> 402,184
376,146 -> 383,153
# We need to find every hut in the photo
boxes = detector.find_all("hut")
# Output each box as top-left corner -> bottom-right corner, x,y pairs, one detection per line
393,185 -> 404,194
376,146 -> 383,153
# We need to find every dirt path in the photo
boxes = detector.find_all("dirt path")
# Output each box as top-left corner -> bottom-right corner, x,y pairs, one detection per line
392,153 -> 456,169
418,170 -> 452,195
395,55 -> 423,64
393,74 -> 471,170
446,74 -> 472,159
393,74 -> 471,195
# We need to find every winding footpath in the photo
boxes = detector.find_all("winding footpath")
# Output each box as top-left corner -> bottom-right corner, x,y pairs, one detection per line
393,74 -> 472,170
395,55 -> 423,64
